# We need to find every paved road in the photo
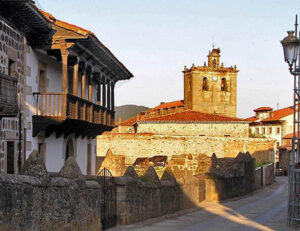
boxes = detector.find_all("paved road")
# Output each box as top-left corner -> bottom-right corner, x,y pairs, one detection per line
110,177 -> 299,231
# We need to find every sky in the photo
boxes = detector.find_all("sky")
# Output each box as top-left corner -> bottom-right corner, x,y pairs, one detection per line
37,0 -> 300,118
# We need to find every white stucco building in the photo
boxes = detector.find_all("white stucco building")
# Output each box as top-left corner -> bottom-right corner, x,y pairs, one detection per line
0,0 -> 132,175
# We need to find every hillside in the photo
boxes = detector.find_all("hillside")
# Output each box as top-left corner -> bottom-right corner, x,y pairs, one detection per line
115,105 -> 150,122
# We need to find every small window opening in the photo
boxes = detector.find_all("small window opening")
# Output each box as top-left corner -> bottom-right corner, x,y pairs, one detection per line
203,77 -> 208,91
221,78 -> 227,91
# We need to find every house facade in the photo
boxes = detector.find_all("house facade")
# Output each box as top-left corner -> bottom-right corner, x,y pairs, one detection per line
246,106 -> 294,165
0,0 -> 132,175
246,106 -> 294,146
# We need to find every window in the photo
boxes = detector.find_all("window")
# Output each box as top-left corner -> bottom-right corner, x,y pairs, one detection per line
39,69 -> 46,92
213,59 -> 216,68
269,127 -> 272,134
203,77 -> 208,91
277,127 -> 280,134
262,128 -> 265,134
256,128 -> 259,134
221,78 -> 226,91
8,59 -> 15,77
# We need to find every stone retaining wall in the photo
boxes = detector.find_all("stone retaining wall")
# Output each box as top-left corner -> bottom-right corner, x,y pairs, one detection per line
115,166 -> 203,225
97,133 -> 275,165
0,151 -> 102,231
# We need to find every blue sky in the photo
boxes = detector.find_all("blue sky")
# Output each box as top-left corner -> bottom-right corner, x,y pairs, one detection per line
37,0 -> 300,117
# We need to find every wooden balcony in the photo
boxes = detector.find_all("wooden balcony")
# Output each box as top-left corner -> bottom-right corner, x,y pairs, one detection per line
32,92 -> 115,138
0,73 -> 18,117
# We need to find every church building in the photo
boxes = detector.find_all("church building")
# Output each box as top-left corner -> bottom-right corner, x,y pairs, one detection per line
97,49 -> 275,169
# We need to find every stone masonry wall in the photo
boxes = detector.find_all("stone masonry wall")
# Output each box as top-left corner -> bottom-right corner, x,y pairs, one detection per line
0,151 -> 102,231
97,133 -> 275,165
137,122 -> 249,138
115,166 -> 203,225
205,152 -> 256,201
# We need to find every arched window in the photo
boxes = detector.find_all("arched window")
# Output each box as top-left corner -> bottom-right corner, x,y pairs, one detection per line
213,59 -> 216,68
203,77 -> 208,91
221,78 -> 226,91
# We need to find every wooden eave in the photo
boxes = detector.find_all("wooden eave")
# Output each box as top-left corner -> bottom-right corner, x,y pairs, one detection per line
0,0 -> 54,48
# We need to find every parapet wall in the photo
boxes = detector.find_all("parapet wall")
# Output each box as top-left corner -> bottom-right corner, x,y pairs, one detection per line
97,133 -> 275,165
0,151 -> 102,231
255,163 -> 275,190
114,152 -> 260,225
115,166 -> 203,225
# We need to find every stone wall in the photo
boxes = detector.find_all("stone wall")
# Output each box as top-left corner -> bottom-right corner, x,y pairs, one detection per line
255,163 -> 275,190
204,152 -> 256,201
115,166 -> 203,225
0,151 -> 102,231
137,122 -> 249,138
97,133 -> 275,165
0,16 -> 26,174
114,153 -> 259,225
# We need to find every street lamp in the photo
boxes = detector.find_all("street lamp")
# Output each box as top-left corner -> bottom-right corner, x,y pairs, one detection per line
281,15 -> 300,226
281,31 -> 300,73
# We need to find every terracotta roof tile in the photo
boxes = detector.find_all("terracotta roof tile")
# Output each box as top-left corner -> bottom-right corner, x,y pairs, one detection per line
39,9 -> 93,36
141,110 -> 247,123
247,106 -> 296,123
245,116 -> 258,122
118,116 -> 140,126
147,100 -> 184,113
262,106 -> 294,122
254,107 -> 273,112
283,132 -> 300,139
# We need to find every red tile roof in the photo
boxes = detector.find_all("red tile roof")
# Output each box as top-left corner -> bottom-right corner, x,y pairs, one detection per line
283,132 -> 300,139
254,107 -> 273,112
147,100 -> 184,113
246,106 -> 295,123
141,110 -> 247,123
118,116 -> 140,126
39,9 -> 93,36
245,116 -> 258,122
263,106 -> 294,122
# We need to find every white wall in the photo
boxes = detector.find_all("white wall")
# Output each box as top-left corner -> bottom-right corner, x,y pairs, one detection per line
77,137 -> 87,174
45,134 -> 64,172
25,48 -> 97,175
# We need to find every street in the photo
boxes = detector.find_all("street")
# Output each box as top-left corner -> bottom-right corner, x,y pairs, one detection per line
110,177 -> 298,231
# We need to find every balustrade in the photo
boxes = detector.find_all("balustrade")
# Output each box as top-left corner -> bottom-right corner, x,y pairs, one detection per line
33,92 -> 115,126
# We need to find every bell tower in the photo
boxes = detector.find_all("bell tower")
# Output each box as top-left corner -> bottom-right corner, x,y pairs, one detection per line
183,48 -> 238,117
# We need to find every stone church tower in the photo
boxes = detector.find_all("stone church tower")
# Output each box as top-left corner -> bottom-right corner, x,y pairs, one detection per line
183,48 -> 238,117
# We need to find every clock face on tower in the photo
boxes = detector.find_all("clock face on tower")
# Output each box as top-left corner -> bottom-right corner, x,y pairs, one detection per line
212,76 -> 218,82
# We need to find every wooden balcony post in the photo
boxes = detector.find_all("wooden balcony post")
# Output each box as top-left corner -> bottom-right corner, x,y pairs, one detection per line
82,74 -> 87,99
72,57 -> 79,119
107,78 -> 111,110
81,63 -> 87,120
61,48 -> 69,117
73,57 -> 79,96
88,76 -> 93,122
96,83 -> 101,105
102,74 -> 106,108
61,48 -> 69,93
111,80 -> 115,112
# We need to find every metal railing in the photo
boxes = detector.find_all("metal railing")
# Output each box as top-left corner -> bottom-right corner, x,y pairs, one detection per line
33,92 -> 115,126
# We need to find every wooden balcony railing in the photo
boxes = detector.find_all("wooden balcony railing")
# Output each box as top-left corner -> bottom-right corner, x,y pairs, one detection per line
33,92 -> 115,127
